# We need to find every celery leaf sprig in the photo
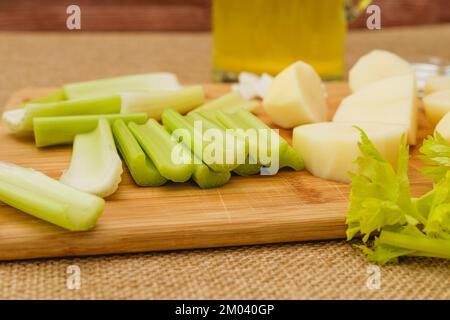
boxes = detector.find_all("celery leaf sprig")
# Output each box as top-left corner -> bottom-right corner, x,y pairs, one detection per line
419,132 -> 450,183
346,129 -> 450,264
346,129 -> 417,242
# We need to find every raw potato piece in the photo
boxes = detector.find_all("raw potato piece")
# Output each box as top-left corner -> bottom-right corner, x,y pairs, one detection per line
263,61 -> 327,128
424,76 -> 450,95
333,73 -> 418,145
293,122 -> 406,183
435,112 -> 450,143
349,50 -> 413,92
60,119 -> 123,198
423,89 -> 450,127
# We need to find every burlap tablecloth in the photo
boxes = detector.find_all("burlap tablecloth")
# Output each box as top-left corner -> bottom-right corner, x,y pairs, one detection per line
0,25 -> 449,300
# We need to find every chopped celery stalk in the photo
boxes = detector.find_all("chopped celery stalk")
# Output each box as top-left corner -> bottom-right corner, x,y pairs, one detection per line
222,100 -> 260,114
33,113 -> 147,147
187,112 -> 249,178
21,89 -> 66,106
63,73 -> 181,99
129,119 -> 194,182
60,119 -> 123,198
120,86 -> 205,120
3,95 -> 121,133
279,146 -> 305,171
112,119 -> 166,187
232,110 -> 289,161
187,111 -> 226,130
162,109 -> 244,173
212,110 -> 263,175
192,163 -> 231,189
233,163 -> 262,176
379,231 -> 450,259
190,91 -> 245,113
0,161 -> 104,231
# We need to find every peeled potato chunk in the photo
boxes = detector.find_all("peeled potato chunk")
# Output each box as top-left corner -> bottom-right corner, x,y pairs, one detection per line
293,122 -> 406,183
424,76 -> 450,95
262,61 -> 327,128
435,111 -> 450,143
423,89 -> 450,127
349,50 -> 413,92
333,73 -> 418,145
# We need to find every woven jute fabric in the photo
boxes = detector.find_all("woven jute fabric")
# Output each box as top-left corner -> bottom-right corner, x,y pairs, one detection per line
0,25 -> 450,300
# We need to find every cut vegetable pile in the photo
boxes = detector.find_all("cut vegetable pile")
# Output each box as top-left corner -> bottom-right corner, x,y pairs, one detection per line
1,51 -> 449,265
0,72 -> 303,231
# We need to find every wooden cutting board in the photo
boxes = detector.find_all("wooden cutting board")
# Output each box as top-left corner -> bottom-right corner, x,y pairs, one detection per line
0,82 -> 433,261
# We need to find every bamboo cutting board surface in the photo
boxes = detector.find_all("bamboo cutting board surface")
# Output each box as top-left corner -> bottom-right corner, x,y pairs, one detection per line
0,82 -> 433,261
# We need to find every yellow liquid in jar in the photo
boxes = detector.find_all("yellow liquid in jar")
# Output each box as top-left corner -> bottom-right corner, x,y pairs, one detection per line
213,0 -> 347,80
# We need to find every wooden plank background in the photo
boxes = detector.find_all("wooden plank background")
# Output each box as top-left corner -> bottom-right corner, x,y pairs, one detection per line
0,0 -> 449,31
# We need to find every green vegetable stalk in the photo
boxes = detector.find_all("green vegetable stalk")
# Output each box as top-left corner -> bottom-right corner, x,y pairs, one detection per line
0,161 -> 104,231
190,92 -> 244,113
21,89 -> 66,106
162,109 -> 245,173
120,86 -> 205,120
63,73 -> 181,99
33,113 -> 147,147
129,119 -> 194,182
3,95 -> 121,133
112,119 -> 167,187
60,119 -> 123,198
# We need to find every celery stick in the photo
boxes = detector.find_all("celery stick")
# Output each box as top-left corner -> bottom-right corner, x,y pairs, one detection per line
279,146 -> 305,171
129,119 -> 194,182
3,95 -> 121,134
222,100 -> 260,114
379,231 -> 450,259
188,112 -> 256,179
63,73 -> 181,99
189,91 -> 245,113
0,161 -> 104,231
212,110 -> 263,176
232,110 -> 289,162
22,89 -> 66,106
186,111 -> 226,130
60,119 -> 123,198
233,163 -> 262,176
165,113 -> 231,188
162,109 -> 244,173
120,86 -> 205,120
33,113 -> 147,147
192,163 -> 231,189
112,119 -> 166,187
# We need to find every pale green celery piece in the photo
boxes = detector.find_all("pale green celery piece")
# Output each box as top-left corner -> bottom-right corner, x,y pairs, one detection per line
189,91 -> 245,113
192,163 -> 231,189
189,111 -> 226,130
21,89 -> 66,106
120,86 -> 205,120
60,119 -> 123,198
279,146 -> 305,171
162,109 -> 244,173
63,73 -> 181,99
232,110 -> 289,160
112,119 -> 166,187
164,114 -> 231,188
33,113 -> 147,147
3,95 -> 121,134
379,231 -> 450,259
222,100 -> 260,114
0,161 -> 104,231
129,119 -> 194,182
211,110 -> 263,176
187,112 -> 259,176
233,163 -> 262,176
